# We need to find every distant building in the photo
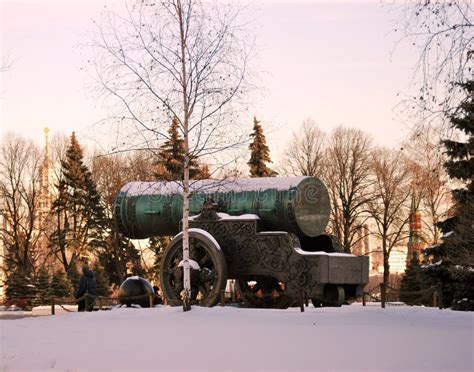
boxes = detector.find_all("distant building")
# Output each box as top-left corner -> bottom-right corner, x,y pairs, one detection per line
406,193 -> 424,265
356,221 -> 408,275
36,128 -> 58,270
351,224 -> 370,257
37,128 -> 54,229
371,246 -> 383,273
368,245 -> 408,275
391,247 -> 409,273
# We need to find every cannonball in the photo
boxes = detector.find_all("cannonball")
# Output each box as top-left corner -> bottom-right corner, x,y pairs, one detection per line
118,276 -> 155,308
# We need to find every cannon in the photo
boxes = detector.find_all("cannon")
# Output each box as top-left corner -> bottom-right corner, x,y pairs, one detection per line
114,177 -> 369,308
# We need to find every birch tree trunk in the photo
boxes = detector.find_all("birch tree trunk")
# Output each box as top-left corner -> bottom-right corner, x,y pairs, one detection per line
177,0 -> 191,307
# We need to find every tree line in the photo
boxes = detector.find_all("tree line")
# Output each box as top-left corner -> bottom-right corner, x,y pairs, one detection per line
0,115 -> 210,302
0,110 -> 455,303
282,81 -> 473,311
1,86 -> 471,309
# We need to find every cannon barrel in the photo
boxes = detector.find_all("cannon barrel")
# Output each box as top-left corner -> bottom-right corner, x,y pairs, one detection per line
114,176 -> 330,239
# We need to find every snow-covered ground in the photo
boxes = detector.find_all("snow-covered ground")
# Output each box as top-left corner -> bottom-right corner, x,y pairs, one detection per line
1,303 -> 472,372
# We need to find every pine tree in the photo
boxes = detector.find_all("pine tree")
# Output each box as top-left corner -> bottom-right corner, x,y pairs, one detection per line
5,268 -> 36,310
443,81 -> 474,193
35,268 -> 51,305
248,116 -> 278,177
92,264 -> 112,297
50,132 -> 106,280
441,80 -> 474,264
51,270 -> 74,298
423,80 -> 474,310
400,253 -> 427,305
450,269 -> 474,311
156,116 -> 211,180
97,234 -> 144,287
5,268 -> 36,300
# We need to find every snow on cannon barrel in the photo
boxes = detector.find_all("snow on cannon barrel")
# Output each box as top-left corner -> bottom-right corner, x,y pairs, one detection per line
118,277 -> 155,308
113,176 -> 369,309
114,176 -> 331,239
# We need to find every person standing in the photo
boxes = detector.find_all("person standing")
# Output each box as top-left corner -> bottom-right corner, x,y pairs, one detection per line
76,265 -> 97,312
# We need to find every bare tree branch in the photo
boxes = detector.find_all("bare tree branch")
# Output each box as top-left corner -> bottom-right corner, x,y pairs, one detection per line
0,134 -> 43,277
366,147 -> 411,287
392,0 -> 473,133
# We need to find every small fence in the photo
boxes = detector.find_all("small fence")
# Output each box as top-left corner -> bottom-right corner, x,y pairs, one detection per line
362,283 -> 443,309
4,290 -> 302,313
1,293 -> 162,315
53,293 -> 165,314
3,285 -> 444,314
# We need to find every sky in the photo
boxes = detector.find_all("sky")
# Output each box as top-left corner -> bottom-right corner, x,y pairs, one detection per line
1,0 -> 417,164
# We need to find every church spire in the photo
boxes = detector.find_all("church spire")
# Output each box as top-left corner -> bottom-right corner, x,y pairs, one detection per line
44,127 -> 50,164
38,127 -> 52,223
407,188 -> 422,266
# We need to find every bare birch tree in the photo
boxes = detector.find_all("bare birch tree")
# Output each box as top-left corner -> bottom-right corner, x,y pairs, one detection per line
404,129 -> 452,245
0,134 -> 42,277
283,118 -> 326,177
394,0 -> 473,128
366,148 -> 411,287
89,0 -> 253,308
323,126 -> 373,253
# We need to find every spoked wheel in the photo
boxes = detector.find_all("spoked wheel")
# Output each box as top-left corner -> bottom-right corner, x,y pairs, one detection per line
160,229 -> 227,307
312,284 -> 344,307
237,275 -> 294,309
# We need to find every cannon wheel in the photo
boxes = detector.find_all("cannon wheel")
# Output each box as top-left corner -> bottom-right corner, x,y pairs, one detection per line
236,275 -> 294,309
160,229 -> 227,307
312,284 -> 344,307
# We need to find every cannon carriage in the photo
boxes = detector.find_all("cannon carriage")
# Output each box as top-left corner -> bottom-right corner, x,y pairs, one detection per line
114,177 -> 369,308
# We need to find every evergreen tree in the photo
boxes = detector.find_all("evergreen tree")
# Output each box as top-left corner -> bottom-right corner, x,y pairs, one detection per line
443,81 -> 474,190
35,268 -> 51,305
51,270 -> 74,298
5,268 -> 36,300
400,253 -> 427,305
450,269 -> 474,311
423,80 -> 474,310
50,132 -> 106,280
155,116 -> 211,180
97,234 -> 144,287
248,116 -> 277,177
92,264 -> 112,297
441,80 -> 474,264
